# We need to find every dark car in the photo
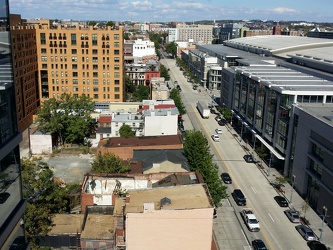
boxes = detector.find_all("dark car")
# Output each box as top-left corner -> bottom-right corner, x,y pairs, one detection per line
9,236 -> 27,250
243,154 -> 254,163
274,196 -> 289,207
307,241 -> 329,250
213,207 -> 217,219
232,189 -> 246,206
218,119 -> 227,126
221,172 -> 232,184
0,192 -> 10,204
252,239 -> 269,250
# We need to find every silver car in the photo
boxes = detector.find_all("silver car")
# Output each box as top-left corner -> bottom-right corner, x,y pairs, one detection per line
284,209 -> 300,223
295,225 -> 318,241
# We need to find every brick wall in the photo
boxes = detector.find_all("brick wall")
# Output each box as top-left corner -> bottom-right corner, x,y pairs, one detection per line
81,193 -> 94,213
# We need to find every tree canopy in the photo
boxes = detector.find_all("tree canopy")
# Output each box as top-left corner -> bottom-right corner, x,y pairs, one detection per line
170,88 -> 186,115
183,130 -> 227,205
119,124 -> 136,137
165,41 -> 177,58
160,64 -> 170,81
36,93 -> 95,145
132,85 -> 150,101
21,159 -> 70,247
91,152 -> 131,174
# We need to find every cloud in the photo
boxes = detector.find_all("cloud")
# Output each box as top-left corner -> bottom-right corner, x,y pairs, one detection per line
271,7 -> 298,14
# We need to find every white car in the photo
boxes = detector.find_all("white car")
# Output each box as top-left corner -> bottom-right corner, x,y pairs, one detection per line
211,134 -> 220,142
215,128 -> 222,134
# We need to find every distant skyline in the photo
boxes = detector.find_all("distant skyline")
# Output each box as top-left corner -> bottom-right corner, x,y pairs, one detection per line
9,0 -> 333,23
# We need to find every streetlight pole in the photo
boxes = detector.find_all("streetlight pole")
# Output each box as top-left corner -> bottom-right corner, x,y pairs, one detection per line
290,175 -> 296,205
319,206 -> 328,242
240,122 -> 244,142
267,152 -> 272,176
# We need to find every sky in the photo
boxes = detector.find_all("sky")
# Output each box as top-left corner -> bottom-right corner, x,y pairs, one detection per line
9,0 -> 333,23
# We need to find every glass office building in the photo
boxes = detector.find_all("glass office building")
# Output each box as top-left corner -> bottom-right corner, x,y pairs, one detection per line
0,0 -> 27,249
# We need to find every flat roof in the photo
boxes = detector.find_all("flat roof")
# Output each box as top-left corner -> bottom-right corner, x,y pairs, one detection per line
81,214 -> 114,239
297,103 -> 333,127
48,214 -> 84,235
125,184 -> 213,213
233,65 -> 333,93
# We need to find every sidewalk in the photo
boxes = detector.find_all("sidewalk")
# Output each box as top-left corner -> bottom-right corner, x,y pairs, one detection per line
225,123 -> 333,249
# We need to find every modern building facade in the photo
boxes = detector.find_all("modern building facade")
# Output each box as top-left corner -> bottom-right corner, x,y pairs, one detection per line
35,20 -> 125,103
218,23 -> 243,43
0,1 -> 27,248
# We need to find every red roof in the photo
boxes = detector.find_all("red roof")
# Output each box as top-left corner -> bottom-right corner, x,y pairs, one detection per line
98,116 -> 112,123
142,104 -> 176,110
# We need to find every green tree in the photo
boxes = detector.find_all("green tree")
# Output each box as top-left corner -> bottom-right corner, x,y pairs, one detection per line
170,89 -> 186,115
165,41 -> 177,58
119,124 -> 135,137
183,130 -> 227,205
124,32 -> 130,40
21,159 -> 69,247
106,21 -> 114,27
132,85 -> 150,101
223,108 -> 232,121
160,64 -> 170,81
36,93 -> 95,145
91,152 -> 130,174
89,21 -> 97,26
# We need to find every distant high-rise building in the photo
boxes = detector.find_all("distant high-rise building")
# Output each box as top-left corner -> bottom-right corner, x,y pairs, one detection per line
0,1 -> 27,249
218,23 -> 243,43
176,23 -> 213,44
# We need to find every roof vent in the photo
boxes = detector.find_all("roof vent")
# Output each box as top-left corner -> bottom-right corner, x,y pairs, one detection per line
160,197 -> 171,206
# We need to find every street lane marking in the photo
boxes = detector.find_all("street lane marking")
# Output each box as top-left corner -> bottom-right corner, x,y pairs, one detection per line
268,213 -> 275,222
251,186 -> 257,194
241,228 -> 250,245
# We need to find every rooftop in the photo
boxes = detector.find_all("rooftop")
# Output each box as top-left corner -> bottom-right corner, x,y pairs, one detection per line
48,214 -> 84,235
125,184 -> 213,213
81,214 -> 114,239
144,107 -> 179,117
297,103 -> 333,127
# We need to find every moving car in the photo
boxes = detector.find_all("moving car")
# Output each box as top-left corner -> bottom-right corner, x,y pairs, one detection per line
274,196 -> 288,207
241,208 -> 260,232
307,240 -> 329,250
211,134 -> 220,142
252,239 -> 269,250
221,172 -> 232,184
215,128 -> 222,134
243,154 -> 255,163
232,189 -> 246,206
295,225 -> 318,241
284,209 -> 301,223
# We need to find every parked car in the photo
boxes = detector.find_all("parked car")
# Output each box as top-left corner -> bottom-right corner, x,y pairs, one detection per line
211,134 -> 220,142
218,119 -> 227,126
221,172 -> 232,184
0,192 -> 10,204
215,128 -> 222,134
274,196 -> 289,207
252,239 -> 269,250
9,236 -> 27,250
215,116 -> 222,122
284,209 -> 301,223
307,240 -> 329,250
295,225 -> 318,241
232,189 -> 246,206
243,154 -> 255,163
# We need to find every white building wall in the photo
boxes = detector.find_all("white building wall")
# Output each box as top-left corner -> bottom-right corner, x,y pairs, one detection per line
144,112 -> 178,136
30,134 -> 52,155
168,28 -> 177,42
132,39 -> 156,57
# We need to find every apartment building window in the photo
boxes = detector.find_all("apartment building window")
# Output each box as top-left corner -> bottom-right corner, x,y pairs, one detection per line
107,80 -> 110,85
71,34 -> 76,45
73,79 -> 78,84
114,94 -> 120,99
40,33 -> 46,45
93,64 -> 98,70
41,48 -> 46,54
72,64 -> 77,69
114,72 -> 120,78
103,72 -> 106,78
92,49 -> 98,54
114,50 -> 119,55
72,49 -> 77,54
115,80 -> 120,85
114,65 -> 120,70
61,72 -> 64,77
64,56 -> 67,62
86,57 -> 89,62
114,42 -> 119,47
73,87 -> 79,92
114,87 -> 120,92
72,56 -> 77,62
73,72 -> 78,77
82,72 -> 85,77
93,72 -> 98,77
42,64 -> 47,69
107,72 -> 110,78
114,57 -> 119,62
92,34 -> 97,46
93,80 -> 98,85
312,143 -> 324,162
114,34 -> 120,40
41,56 -> 47,61
92,57 -> 98,62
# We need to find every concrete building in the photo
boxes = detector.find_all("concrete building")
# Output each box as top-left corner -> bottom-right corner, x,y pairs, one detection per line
34,20 -> 125,102
218,23 -> 243,43
168,28 -> 177,42
0,1 -> 27,249
132,39 -> 155,58
176,23 -> 213,44
150,77 -> 169,100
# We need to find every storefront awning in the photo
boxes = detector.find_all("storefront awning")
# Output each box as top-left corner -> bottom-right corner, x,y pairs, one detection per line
254,134 -> 285,160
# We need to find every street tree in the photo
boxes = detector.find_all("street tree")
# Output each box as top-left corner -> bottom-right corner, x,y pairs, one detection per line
183,130 -> 227,205
91,152 -> 131,174
89,21 -> 97,26
36,93 -> 95,145
223,108 -> 233,122
170,89 -> 186,115
160,64 -> 170,81
165,41 -> 177,58
119,124 -> 135,137
132,85 -> 150,101
21,159 -> 69,246
106,21 -> 114,27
